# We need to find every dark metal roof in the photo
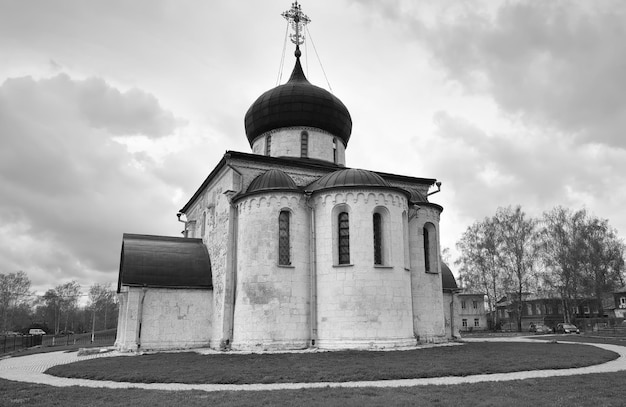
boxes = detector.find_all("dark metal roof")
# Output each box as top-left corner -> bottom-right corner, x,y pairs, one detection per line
117,234 -> 212,292
306,168 -> 391,191
244,57 -> 352,147
179,151 -> 437,214
247,169 -> 298,193
441,262 -> 459,292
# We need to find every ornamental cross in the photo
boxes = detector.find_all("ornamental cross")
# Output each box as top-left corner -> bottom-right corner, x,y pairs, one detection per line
282,1 -> 311,46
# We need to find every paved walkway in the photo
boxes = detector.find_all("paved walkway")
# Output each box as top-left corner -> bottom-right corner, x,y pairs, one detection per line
1,337 -> 625,392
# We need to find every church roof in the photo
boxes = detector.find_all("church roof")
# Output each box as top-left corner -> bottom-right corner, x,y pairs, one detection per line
306,168 -> 391,192
117,234 -> 212,292
441,262 -> 459,292
244,57 -> 352,147
247,169 -> 298,193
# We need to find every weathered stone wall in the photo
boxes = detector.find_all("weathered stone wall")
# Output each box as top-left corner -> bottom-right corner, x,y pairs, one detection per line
186,168 -> 239,348
251,127 -> 346,165
232,192 -> 310,350
312,189 -> 415,349
443,292 -> 462,339
115,287 -> 213,351
410,204 -> 446,342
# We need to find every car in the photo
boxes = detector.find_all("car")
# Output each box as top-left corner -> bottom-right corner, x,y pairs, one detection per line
530,324 -> 552,334
1,331 -> 22,337
555,323 -> 580,334
59,330 -> 75,335
28,328 -> 46,335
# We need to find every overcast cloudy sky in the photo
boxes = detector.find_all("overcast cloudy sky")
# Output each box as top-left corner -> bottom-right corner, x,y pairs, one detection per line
1,0 -> 625,297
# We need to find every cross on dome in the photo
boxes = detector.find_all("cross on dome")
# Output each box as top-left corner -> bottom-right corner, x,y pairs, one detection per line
282,1 -> 310,54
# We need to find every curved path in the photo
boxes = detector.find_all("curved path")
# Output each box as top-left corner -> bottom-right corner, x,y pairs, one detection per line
1,337 -> 625,392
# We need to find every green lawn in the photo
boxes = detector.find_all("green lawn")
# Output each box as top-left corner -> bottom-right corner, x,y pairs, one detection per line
2,372 -> 626,406
46,342 -> 616,384
1,338 -> 624,407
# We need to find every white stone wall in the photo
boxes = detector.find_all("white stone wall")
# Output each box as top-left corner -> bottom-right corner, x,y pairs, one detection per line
409,204 -> 446,342
232,192 -> 310,350
251,127 -> 346,166
312,189 -> 415,349
115,286 -> 213,351
443,292 -> 462,339
185,167 -> 239,349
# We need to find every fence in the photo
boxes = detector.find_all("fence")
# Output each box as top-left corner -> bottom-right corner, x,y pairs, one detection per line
1,331 -> 116,355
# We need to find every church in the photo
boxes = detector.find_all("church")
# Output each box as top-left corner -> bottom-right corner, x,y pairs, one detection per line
115,2 -> 454,351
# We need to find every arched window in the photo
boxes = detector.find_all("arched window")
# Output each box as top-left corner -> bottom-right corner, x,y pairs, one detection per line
373,213 -> 382,265
201,212 -> 206,237
265,135 -> 272,156
423,222 -> 438,273
423,226 -> 430,272
332,138 -> 338,163
301,131 -> 308,158
338,212 -> 350,264
278,210 -> 290,265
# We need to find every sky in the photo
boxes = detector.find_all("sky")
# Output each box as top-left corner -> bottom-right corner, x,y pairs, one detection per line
1,0 -> 625,298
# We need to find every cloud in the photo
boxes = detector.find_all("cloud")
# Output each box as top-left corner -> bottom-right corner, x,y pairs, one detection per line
420,1 -> 626,148
0,74 -> 188,291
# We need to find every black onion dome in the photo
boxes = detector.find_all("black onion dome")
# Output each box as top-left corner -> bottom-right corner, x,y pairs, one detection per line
307,168 -> 390,191
244,57 -> 352,147
441,263 -> 459,291
247,169 -> 298,193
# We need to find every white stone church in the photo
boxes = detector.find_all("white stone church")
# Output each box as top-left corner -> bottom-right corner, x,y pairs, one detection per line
115,3 -> 457,352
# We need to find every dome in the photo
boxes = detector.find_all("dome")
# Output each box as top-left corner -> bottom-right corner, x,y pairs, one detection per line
244,57 -> 352,147
441,263 -> 459,291
247,169 -> 298,193
307,168 -> 390,192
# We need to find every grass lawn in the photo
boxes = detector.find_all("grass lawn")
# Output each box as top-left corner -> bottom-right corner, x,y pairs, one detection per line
2,371 -> 626,406
45,342 -> 617,384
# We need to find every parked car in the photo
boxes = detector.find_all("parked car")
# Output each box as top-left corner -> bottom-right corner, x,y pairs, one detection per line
529,324 -> 552,334
59,330 -> 75,335
28,328 -> 46,336
1,331 -> 22,336
555,323 -> 580,334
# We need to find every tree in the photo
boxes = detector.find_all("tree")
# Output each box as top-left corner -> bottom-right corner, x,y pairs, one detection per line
0,271 -> 32,332
539,207 -> 625,322
494,206 -> 539,332
456,217 -> 504,328
88,283 -> 117,339
56,281 -> 81,333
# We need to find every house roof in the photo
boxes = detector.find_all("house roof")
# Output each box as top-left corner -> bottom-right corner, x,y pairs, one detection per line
117,234 -> 212,292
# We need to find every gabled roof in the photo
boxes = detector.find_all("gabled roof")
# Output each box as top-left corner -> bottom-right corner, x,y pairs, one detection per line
117,234 -> 212,292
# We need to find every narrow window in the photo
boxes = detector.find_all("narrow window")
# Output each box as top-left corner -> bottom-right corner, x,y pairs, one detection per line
620,297 -> 626,308
201,212 -> 206,237
338,212 -> 350,264
423,226 -> 430,272
474,318 -> 480,327
265,135 -> 271,156
461,301 -> 466,309
279,211 -> 290,265
373,213 -> 382,265
472,300 -> 477,309
300,131 -> 308,158
462,319 -> 468,328
332,138 -> 337,164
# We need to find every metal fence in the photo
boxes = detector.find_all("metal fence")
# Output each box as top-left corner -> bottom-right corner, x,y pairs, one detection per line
1,331 -> 116,355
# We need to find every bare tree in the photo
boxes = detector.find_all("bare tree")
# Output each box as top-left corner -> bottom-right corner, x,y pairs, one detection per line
0,271 -> 31,332
494,206 -> 539,332
456,217 -> 503,327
